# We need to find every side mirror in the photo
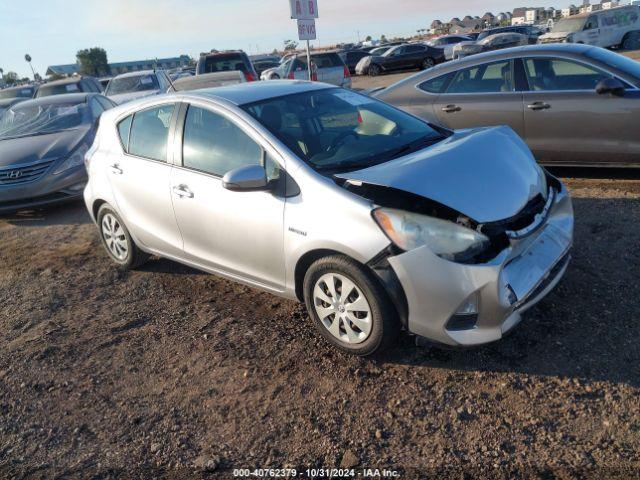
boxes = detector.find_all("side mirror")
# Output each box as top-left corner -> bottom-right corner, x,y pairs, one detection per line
222,164 -> 269,192
596,77 -> 626,97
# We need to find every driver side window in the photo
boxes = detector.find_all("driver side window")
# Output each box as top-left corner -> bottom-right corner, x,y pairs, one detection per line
182,105 -> 263,177
584,17 -> 599,30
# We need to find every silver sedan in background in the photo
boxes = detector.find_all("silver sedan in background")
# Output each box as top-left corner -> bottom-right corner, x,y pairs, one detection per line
0,93 -> 115,212
84,81 -> 573,355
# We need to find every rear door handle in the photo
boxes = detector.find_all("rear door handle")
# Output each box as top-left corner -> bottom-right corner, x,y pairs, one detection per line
110,164 -> 123,175
527,101 -> 551,111
172,185 -> 194,199
441,104 -> 462,113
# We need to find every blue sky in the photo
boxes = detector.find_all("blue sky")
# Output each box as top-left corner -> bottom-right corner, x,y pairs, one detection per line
1,0 -> 557,78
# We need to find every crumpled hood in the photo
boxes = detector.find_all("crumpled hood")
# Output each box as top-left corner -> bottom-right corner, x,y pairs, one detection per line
539,32 -> 570,40
109,90 -> 160,105
0,127 -> 91,168
336,126 -> 547,223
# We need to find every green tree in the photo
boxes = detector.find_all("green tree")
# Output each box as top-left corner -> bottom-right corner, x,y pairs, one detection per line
77,47 -> 109,77
284,39 -> 299,51
380,34 -> 388,43
365,35 -> 372,41
4,71 -> 19,85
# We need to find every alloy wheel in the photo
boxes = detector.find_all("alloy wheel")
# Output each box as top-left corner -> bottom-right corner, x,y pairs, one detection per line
313,273 -> 372,345
101,213 -> 129,261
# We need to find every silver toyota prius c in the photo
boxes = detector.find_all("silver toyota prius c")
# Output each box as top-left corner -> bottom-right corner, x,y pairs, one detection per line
83,80 -> 573,356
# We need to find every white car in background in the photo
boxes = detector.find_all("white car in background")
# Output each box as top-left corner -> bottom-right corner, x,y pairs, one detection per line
105,70 -> 173,105
539,5 -> 640,49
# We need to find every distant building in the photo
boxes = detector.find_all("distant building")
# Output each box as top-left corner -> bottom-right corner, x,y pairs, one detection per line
562,4 -> 579,16
601,1 -> 619,9
511,7 -> 528,25
580,3 -> 602,14
46,55 -> 191,77
430,19 -> 445,34
481,12 -> 497,27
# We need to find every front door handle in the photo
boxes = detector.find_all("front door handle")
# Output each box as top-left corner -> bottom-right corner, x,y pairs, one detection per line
172,185 -> 194,198
442,104 -> 462,113
527,101 -> 551,111
110,164 -> 123,175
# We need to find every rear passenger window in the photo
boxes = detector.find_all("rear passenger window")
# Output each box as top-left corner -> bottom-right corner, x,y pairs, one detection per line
182,106 -> 262,176
405,45 -> 425,53
524,58 -> 608,91
419,72 -> 454,94
117,115 -> 133,151
128,104 -> 175,161
446,60 -> 513,94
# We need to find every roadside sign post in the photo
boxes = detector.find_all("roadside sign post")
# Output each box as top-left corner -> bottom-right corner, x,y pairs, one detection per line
290,0 -> 319,82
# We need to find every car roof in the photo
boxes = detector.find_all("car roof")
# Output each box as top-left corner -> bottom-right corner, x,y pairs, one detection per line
41,76 -> 93,87
10,93 -> 95,108
112,70 -> 159,79
183,80 -> 333,106
433,43 -> 593,71
0,85 -> 36,93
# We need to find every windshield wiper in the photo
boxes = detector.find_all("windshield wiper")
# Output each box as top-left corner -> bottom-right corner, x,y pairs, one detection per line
382,134 -> 445,160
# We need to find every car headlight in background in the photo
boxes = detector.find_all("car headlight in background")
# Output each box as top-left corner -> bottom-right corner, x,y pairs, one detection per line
52,144 -> 89,175
373,208 -> 490,261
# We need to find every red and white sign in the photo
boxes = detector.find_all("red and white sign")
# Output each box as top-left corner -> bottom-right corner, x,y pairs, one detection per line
297,19 -> 317,40
290,0 -> 318,19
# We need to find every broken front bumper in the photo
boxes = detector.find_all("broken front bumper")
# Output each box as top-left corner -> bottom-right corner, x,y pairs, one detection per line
387,185 -> 574,346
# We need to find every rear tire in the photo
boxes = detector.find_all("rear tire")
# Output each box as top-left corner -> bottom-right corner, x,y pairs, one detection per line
421,58 -> 435,70
303,255 -> 400,356
97,204 -> 149,270
622,31 -> 640,50
368,64 -> 381,77
271,73 -> 280,80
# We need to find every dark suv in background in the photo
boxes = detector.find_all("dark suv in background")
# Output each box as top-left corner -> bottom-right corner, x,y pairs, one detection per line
196,50 -> 259,82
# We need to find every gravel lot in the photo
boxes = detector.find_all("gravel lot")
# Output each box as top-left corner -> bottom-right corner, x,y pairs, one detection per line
1,174 -> 639,479
1,52 -> 640,478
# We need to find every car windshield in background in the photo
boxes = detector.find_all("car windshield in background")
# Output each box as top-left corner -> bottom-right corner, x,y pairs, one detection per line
551,17 -> 586,32
106,75 -> 159,95
37,83 -> 83,97
203,54 -> 248,73
587,47 -> 640,81
0,87 -> 34,99
242,88 -> 447,173
0,102 -> 93,140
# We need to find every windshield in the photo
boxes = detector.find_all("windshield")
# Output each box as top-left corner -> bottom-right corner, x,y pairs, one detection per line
0,101 -> 93,140
0,87 -> 34,99
588,47 -> 640,84
106,75 -> 159,95
242,88 -> 447,173
203,54 -> 249,73
551,17 -> 586,33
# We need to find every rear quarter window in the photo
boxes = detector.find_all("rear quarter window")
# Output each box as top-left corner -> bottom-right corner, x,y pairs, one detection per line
117,115 -> 133,151
418,72 -> 454,94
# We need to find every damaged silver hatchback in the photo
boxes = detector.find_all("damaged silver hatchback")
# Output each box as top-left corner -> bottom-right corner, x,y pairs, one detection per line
84,81 -> 573,356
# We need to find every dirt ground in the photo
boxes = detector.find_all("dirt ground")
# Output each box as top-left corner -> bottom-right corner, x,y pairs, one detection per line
1,172 -> 639,478
1,51 -> 640,479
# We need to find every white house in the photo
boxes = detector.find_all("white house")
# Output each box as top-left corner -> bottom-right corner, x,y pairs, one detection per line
600,1 -> 619,9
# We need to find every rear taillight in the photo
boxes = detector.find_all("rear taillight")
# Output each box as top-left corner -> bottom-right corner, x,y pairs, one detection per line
288,71 -> 295,79
244,72 -> 256,82
311,71 -> 318,81
343,65 -> 350,78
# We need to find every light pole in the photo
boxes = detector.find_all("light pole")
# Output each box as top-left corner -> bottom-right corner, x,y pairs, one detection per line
25,54 -> 36,80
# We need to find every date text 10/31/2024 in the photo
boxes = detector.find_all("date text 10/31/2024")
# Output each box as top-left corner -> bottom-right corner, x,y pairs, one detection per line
233,468 -> 402,478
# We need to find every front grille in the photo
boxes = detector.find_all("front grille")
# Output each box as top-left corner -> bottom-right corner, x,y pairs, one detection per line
0,159 -> 56,186
482,188 -> 555,239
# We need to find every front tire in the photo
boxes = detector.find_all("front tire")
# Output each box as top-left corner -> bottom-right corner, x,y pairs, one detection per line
303,255 -> 399,356
368,64 -> 381,77
97,204 -> 149,270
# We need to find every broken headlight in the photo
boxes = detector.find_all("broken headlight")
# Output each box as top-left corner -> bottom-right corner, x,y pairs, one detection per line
373,208 -> 490,261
